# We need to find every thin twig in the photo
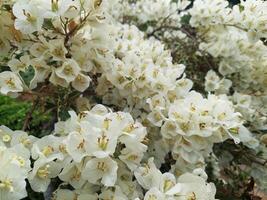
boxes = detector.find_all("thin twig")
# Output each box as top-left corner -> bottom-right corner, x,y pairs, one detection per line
22,98 -> 39,131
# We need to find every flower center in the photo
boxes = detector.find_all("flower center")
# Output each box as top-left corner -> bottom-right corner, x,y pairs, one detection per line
42,146 -> 54,157
64,65 -> 74,75
13,155 -> 26,167
2,134 -> 11,143
51,0 -> 59,12
20,137 -> 31,147
147,194 -> 157,200
97,135 -> 109,151
0,179 -> 13,192
163,180 -> 175,192
123,124 -> 135,133
187,192 -> 196,200
5,78 -> 16,88
77,139 -> 85,150
103,118 -> 111,130
23,10 -> 36,23
97,162 -> 107,172
94,0 -> 102,9
37,165 -> 50,179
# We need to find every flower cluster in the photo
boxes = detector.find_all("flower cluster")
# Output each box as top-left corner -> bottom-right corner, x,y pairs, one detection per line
0,0 -> 266,199
0,126 -> 35,199
134,158 -> 216,200
189,0 -> 267,129
148,91 -> 258,173
98,24 -> 192,111
0,107 -> 219,200
0,0 -> 112,94
32,105 -> 147,192
113,0 -> 190,24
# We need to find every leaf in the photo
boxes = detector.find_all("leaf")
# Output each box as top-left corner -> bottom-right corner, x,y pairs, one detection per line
181,14 -> 191,25
19,66 -> 35,87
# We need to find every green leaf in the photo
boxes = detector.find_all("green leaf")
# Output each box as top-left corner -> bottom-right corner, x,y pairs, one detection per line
181,14 -> 191,25
19,66 -> 35,87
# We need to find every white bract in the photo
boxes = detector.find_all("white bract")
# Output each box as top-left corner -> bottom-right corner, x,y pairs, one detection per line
13,0 -> 45,34
0,72 -> 23,96
0,0 -> 266,199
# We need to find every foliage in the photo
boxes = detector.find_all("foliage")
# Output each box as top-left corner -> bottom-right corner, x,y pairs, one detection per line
0,0 -> 267,199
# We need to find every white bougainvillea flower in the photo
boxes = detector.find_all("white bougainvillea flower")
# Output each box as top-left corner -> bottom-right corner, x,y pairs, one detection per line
71,73 -> 91,92
82,157 -> 118,187
47,39 -> 68,61
8,55 -> 30,73
144,187 -> 165,200
8,144 -> 31,174
0,163 -> 27,200
40,0 -> 80,19
0,143 -> 30,200
31,135 -> 64,161
53,189 -> 98,200
59,161 -> 86,189
28,159 -> 63,192
11,130 -> 37,149
13,0 -> 45,34
0,125 -> 15,147
119,147 -> 144,170
173,172 -> 217,200
83,124 -> 119,158
0,72 -> 23,96
29,41 -> 49,58
49,69 -> 69,88
159,173 -> 177,194
29,58 -> 51,89
65,131 -> 87,162
55,59 -> 81,83
134,158 -> 162,190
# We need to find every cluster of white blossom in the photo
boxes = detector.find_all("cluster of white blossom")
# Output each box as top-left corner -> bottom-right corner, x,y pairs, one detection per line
0,0 -> 113,94
112,0 -> 190,24
190,0 -> 267,40
98,24 -> 192,111
109,0 -> 191,40
0,106 -> 218,200
190,0 -> 267,129
0,125 -> 36,199
133,158 -> 216,200
148,91 -> 258,174
52,158 -> 217,200
30,104 -> 147,196
0,0 -> 266,199
113,0 -> 267,130
190,0 -> 267,189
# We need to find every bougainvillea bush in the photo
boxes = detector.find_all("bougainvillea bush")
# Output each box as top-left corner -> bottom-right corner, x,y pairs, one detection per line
0,0 -> 267,199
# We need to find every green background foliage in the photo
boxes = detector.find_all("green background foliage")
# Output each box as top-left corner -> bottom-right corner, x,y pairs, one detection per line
0,95 -> 51,137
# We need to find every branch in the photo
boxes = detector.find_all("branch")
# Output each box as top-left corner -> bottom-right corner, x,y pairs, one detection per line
22,98 -> 39,131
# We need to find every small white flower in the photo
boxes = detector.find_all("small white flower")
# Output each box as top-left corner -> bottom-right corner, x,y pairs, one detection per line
65,131 -> 87,162
55,59 -> 81,83
144,187 -> 165,200
28,159 -> 63,192
8,55 -> 30,73
13,0 -> 45,34
82,157 -> 118,187
71,74 -> 91,92
59,161 -> 86,189
0,72 -> 23,96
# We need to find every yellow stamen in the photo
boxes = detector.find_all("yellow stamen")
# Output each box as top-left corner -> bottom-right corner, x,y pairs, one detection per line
2,134 -> 11,143
97,135 -> 109,150
37,165 -> 50,179
42,146 -> 54,157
